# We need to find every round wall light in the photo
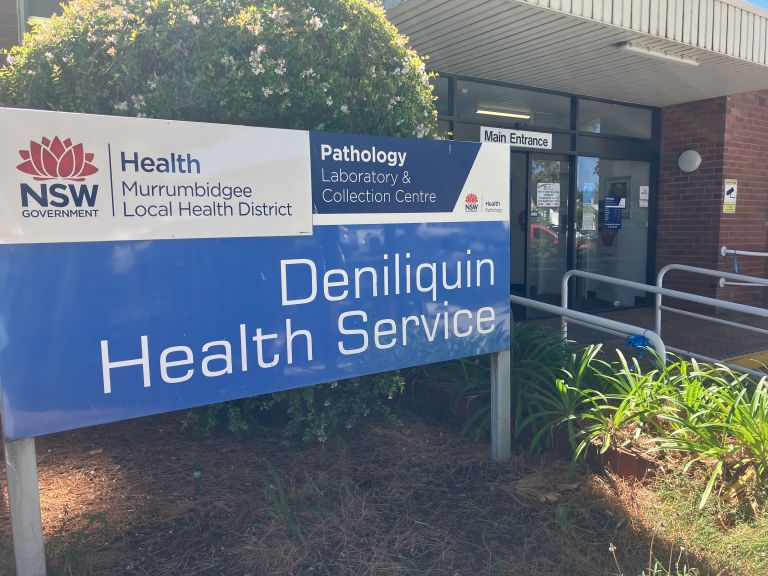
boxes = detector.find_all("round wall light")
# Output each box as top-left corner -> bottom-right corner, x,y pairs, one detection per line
678,150 -> 702,173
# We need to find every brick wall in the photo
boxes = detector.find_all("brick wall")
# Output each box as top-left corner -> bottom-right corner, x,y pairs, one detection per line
658,97 -> 726,299
718,91 -> 768,306
658,91 -> 768,307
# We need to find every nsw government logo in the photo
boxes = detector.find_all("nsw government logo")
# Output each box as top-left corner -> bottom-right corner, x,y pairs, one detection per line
16,137 -> 100,219
464,193 -> 479,213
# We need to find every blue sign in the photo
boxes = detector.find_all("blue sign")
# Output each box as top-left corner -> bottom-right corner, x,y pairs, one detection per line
0,126 -> 510,440
311,132 -> 478,214
582,182 -> 596,206
600,196 -> 623,230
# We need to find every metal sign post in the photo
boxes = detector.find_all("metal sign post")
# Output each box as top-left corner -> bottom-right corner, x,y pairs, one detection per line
4,437 -> 46,576
490,350 -> 511,462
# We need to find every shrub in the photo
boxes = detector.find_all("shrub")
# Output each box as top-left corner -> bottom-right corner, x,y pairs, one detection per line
193,372 -> 405,444
1,0 -> 437,443
0,0 -> 437,138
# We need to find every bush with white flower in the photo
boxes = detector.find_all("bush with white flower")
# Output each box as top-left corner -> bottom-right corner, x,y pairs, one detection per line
0,0 -> 437,138
1,0 -> 431,443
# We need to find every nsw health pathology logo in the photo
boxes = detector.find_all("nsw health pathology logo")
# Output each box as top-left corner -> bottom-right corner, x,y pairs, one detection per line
16,137 -> 101,217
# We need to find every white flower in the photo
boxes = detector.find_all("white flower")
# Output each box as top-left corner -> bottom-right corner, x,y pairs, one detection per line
131,94 -> 145,109
220,55 -> 235,66
268,7 -> 287,25
187,13 -> 199,25
147,79 -> 157,90
106,35 -> 117,44
114,101 -> 128,112
248,47 -> 266,75
274,58 -> 286,75
136,112 -> 147,118
309,15 -> 323,30
5,55 -> 15,66
262,87 -> 273,97
106,46 -> 116,57
326,96 -> 333,106
299,68 -> 314,78
44,52 -> 54,61
340,104 -> 349,114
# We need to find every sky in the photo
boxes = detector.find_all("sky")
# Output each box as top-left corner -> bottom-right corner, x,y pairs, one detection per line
747,0 -> 768,9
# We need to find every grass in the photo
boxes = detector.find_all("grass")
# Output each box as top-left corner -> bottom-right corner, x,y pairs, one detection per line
640,470 -> 768,574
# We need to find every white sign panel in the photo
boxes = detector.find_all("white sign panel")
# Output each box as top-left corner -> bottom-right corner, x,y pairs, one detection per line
0,108 -> 313,244
480,126 -> 553,150
723,179 -> 738,214
639,185 -> 649,208
536,183 -> 560,207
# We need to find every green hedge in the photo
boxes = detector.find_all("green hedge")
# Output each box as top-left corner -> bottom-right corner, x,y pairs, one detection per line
0,0 -> 437,137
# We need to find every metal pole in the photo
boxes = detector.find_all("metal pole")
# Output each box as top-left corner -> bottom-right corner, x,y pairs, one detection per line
511,295 -> 667,361
655,263 -> 768,337
490,350 -> 511,462
560,273 -> 569,340
722,246 -> 768,258
562,269 -> 768,318
4,437 -> 46,576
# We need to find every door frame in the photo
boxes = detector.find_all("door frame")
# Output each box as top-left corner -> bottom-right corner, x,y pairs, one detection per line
511,150 -> 575,320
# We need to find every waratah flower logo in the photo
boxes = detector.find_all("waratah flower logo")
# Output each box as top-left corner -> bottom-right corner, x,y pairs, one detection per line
16,137 -> 98,181
465,193 -> 478,203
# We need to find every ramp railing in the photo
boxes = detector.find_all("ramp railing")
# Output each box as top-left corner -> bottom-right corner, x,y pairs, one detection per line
511,294 -> 666,360
720,245 -> 768,285
559,269 -> 768,379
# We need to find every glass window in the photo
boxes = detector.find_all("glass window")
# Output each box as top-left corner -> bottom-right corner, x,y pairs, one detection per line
431,76 -> 451,116
456,80 -> 571,130
574,157 -> 651,310
437,119 -> 452,139
577,100 -> 652,139
25,0 -> 61,23
452,122 -> 481,142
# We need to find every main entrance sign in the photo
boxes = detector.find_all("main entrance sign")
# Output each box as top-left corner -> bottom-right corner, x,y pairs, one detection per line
480,126 -> 552,150
0,109 -> 510,440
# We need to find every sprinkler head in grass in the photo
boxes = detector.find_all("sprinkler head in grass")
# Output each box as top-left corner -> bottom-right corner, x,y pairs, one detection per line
193,470 -> 202,497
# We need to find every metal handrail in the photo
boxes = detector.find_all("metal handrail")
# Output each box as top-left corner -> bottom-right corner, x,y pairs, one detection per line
655,264 -> 768,336
653,265 -> 768,377
557,267 -> 768,378
561,269 -> 768,342
719,246 -> 768,285
511,295 -> 667,360
721,245 -> 768,258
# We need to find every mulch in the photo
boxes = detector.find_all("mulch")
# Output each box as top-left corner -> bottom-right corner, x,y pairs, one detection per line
0,410 -> 665,576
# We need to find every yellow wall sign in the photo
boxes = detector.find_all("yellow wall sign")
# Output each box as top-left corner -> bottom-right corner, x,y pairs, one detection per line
723,179 -> 738,213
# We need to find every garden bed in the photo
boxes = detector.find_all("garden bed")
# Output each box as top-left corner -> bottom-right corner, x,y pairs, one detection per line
0,410 -> 722,576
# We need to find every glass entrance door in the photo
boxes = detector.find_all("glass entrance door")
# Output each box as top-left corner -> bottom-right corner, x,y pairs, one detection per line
527,155 -> 570,308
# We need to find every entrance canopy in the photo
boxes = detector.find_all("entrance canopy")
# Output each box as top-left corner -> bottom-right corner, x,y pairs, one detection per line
385,0 -> 768,106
